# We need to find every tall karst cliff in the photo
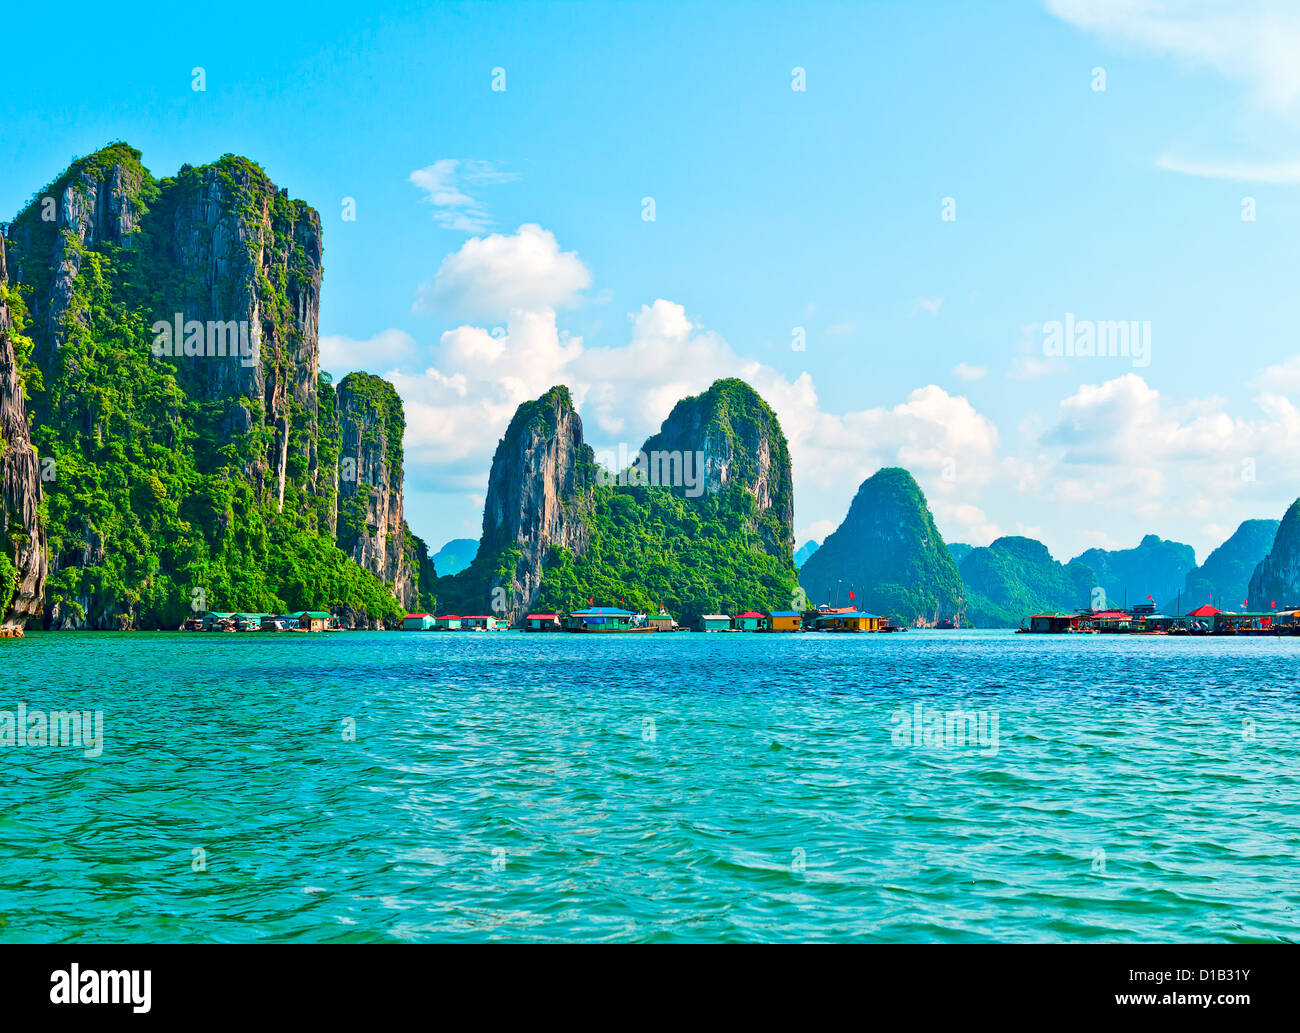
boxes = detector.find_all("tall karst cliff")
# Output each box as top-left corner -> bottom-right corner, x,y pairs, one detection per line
2,142 -> 427,628
439,378 -> 798,624
0,235 -> 47,634
1246,501 -> 1300,610
335,372 -> 423,609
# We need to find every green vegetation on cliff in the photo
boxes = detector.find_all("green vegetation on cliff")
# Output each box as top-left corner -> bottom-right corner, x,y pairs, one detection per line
437,379 -> 799,624
535,479 -> 798,622
5,143 -> 405,627
959,536 -> 1096,627
799,467 -> 964,624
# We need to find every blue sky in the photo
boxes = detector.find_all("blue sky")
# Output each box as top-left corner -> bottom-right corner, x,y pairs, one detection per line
6,1 -> 1300,564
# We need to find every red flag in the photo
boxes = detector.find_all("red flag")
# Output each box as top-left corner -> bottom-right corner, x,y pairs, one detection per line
849,590 -> 855,600
1147,594 -> 1152,600
588,597 -> 594,605
1242,600 -> 1248,608
1272,601 -> 1276,608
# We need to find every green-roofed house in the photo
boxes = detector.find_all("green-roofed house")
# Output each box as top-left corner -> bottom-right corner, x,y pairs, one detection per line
294,611 -> 333,632
697,614 -> 731,632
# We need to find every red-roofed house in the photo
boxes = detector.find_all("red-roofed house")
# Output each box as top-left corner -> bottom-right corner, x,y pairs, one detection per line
524,613 -> 562,632
732,611 -> 767,631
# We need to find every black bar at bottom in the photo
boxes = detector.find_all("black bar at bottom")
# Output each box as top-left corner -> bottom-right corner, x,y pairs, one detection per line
0,943 -> 1288,1021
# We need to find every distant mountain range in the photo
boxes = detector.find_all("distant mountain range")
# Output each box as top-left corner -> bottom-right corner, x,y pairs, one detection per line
800,475 -> 1288,627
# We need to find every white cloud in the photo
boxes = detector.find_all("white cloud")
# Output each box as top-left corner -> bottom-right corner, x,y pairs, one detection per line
952,362 -> 988,382
1048,0 -> 1300,114
912,296 -> 943,315
319,328 -> 417,377
932,502 -> 1002,546
1250,354 -> 1300,393
409,159 -> 518,232
796,520 -> 836,546
1156,153 -> 1300,183
416,224 -> 590,320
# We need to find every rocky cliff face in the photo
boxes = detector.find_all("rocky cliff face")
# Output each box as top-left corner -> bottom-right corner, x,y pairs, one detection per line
150,157 -> 324,511
7,146 -> 151,370
440,379 -> 798,623
3,143 -> 419,627
1247,502 -> 1300,609
799,467 -> 964,624
477,385 -> 594,619
640,377 -> 794,557
0,235 -> 47,634
336,372 -> 416,608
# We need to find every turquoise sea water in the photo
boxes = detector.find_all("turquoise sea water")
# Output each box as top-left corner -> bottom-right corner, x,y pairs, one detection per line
2,629 -> 1298,943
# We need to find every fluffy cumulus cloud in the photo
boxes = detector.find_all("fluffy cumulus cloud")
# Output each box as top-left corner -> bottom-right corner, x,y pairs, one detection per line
415,224 -> 590,320
1002,372 -> 1300,555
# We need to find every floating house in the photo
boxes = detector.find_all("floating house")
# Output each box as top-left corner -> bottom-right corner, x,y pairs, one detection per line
402,613 -> 436,631
463,615 -> 499,631
697,613 -> 731,632
1076,609 -> 1132,633
1022,613 -> 1077,633
200,611 -> 235,631
566,607 -> 638,632
646,611 -> 675,632
231,612 -> 269,631
432,614 -> 463,631
767,610 -> 803,633
732,611 -> 767,631
814,610 -> 880,632
289,610 -> 334,632
524,612 -> 562,632
260,614 -> 296,632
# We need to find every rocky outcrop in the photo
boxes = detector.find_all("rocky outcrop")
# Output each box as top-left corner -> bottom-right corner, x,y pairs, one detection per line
336,372 -> 415,608
10,145 -> 326,518
3,142 -> 419,628
477,386 -> 594,620
640,377 -> 794,557
152,157 -> 324,510
799,467 -> 964,624
0,234 -> 47,634
6,143 -> 151,369
1247,503 -> 1300,609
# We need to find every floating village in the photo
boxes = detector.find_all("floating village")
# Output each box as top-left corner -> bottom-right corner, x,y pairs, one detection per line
1017,601 -> 1300,635
177,599 -> 1300,636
